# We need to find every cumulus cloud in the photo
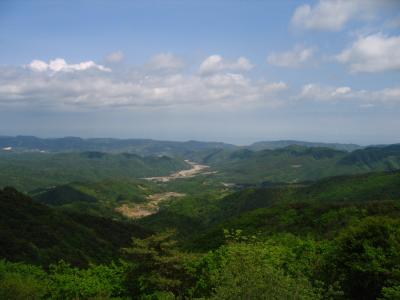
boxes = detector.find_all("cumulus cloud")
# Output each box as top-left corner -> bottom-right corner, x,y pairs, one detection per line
300,84 -> 352,100
263,82 -> 288,93
28,58 -> 111,72
299,83 -> 400,103
267,45 -> 315,68
300,83 -> 345,101
146,53 -> 185,71
336,33 -> 400,73
199,55 -> 253,75
105,51 -> 124,63
0,58 -> 285,109
332,86 -> 352,96
291,0 -> 398,31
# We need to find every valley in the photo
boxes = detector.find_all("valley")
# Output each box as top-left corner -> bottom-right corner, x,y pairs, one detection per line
143,160 -> 210,182
1,137 -> 400,299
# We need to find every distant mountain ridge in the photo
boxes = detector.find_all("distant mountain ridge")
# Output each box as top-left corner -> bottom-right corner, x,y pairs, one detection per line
207,144 -> 400,184
247,140 -> 362,152
0,136 -> 366,155
0,136 -> 236,156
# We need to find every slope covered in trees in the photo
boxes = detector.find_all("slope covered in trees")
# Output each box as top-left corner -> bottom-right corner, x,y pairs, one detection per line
206,144 -> 400,183
0,151 -> 188,191
1,171 -> 400,299
2,143 -> 400,299
0,187 -> 149,267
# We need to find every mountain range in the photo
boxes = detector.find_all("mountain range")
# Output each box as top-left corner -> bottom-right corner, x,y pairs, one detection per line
0,135 -> 364,155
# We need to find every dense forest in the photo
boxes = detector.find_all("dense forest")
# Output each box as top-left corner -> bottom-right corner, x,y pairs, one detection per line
1,141 -> 400,299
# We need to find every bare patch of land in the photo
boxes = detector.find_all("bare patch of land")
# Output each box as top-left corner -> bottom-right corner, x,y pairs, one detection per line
116,192 -> 186,219
143,160 -> 210,182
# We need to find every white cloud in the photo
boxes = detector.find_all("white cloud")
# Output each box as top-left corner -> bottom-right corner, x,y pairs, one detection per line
299,83 -> 400,103
199,55 -> 253,75
267,45 -> 315,68
28,58 -> 111,72
380,87 -> 400,100
29,60 -> 48,72
105,51 -> 124,63
336,33 -> 400,73
146,53 -> 185,71
300,84 -> 355,101
263,82 -> 288,93
332,86 -> 352,96
0,59 -> 286,109
291,0 -> 397,31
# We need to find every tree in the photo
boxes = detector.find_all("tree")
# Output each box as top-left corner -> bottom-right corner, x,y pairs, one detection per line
122,231 -> 191,299
188,238 -> 322,300
331,217 -> 400,300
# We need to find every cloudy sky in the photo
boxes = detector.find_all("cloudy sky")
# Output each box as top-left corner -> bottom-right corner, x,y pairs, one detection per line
0,0 -> 399,145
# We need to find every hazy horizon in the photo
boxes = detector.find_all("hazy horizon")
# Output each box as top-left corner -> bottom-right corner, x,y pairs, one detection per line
0,133 -> 396,147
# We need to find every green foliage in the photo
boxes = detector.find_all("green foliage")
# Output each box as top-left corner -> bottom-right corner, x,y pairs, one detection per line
0,260 -> 129,299
2,143 -> 400,299
209,144 -> 400,184
32,178 -> 163,219
183,171 -> 400,251
328,217 -> 400,300
0,260 -> 48,300
381,285 -> 400,299
188,240 -> 323,299
122,231 -> 192,298
0,187 -> 149,267
47,261 -> 128,299
0,151 -> 188,192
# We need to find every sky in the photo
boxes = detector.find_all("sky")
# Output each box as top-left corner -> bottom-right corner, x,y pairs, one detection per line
0,0 -> 399,145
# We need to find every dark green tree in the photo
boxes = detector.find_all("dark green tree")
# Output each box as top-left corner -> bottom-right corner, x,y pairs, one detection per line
330,217 -> 400,300
122,231 -> 191,299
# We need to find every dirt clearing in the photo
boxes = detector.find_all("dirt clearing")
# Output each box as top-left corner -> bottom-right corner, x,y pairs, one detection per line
116,192 -> 186,219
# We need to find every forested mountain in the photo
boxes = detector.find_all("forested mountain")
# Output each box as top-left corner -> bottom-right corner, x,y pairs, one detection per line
206,144 -> 400,183
0,187 -> 149,267
0,135 -> 364,155
1,170 -> 400,299
248,140 -> 361,152
31,178 -> 163,219
2,143 -> 400,193
0,136 -> 235,155
0,151 -> 188,191
180,170 -> 400,250
2,138 -> 400,299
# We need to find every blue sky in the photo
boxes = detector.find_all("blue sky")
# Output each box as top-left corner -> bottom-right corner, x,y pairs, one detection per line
0,0 -> 399,145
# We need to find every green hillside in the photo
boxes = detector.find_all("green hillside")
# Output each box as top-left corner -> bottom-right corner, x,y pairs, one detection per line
0,187 -> 150,267
208,144 -> 400,184
31,178 -> 163,219
0,151 -> 188,192
133,170 -> 400,250
182,170 -> 400,250
2,171 -> 400,299
2,142 -> 400,299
